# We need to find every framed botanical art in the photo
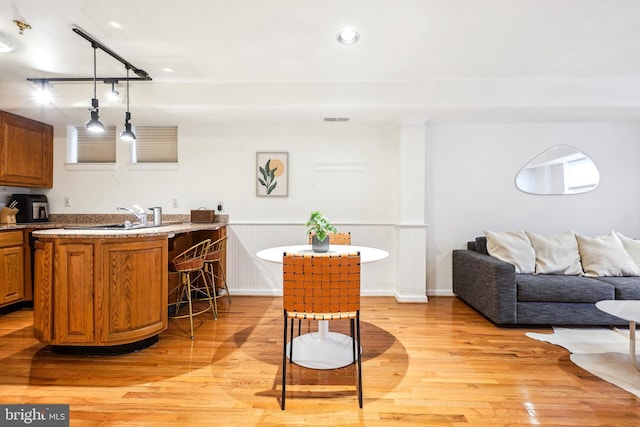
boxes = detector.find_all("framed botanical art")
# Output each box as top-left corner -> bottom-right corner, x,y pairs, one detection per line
256,151 -> 288,197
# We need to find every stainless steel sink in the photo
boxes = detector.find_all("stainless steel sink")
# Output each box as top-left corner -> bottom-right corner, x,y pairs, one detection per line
66,223 -> 170,231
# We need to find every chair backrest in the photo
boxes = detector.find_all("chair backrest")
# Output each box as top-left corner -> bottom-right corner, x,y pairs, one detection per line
205,235 -> 227,262
307,232 -> 352,245
283,252 -> 361,316
170,239 -> 211,272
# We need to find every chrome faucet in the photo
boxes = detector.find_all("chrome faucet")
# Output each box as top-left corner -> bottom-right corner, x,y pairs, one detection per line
117,205 -> 148,225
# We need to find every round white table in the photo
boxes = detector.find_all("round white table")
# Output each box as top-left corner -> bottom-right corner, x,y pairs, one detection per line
256,244 -> 389,264
595,300 -> 640,370
256,244 -> 389,369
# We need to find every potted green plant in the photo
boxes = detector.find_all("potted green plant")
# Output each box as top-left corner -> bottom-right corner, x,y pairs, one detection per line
306,211 -> 337,252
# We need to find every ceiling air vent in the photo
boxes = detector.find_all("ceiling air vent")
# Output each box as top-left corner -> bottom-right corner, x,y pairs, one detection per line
323,117 -> 350,122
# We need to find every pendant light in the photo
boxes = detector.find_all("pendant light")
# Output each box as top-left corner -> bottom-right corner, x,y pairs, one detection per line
85,44 -> 105,133
120,66 -> 136,141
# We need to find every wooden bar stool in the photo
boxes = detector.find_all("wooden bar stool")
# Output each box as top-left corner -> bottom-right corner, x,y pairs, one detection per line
203,235 -> 231,319
168,239 -> 215,338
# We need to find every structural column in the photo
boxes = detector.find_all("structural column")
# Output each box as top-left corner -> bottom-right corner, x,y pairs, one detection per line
395,118 -> 428,302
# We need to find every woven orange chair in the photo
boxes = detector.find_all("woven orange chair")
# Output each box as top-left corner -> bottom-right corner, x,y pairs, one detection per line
281,251 -> 362,410
168,239 -> 215,338
203,235 -> 231,319
307,231 -> 351,245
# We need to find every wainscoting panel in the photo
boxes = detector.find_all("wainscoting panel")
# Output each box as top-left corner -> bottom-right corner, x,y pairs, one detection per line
226,223 -> 399,297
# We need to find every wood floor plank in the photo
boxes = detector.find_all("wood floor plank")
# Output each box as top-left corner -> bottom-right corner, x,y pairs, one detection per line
0,296 -> 638,426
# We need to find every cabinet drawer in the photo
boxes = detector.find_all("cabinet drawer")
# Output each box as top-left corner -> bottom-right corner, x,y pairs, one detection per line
0,231 -> 23,248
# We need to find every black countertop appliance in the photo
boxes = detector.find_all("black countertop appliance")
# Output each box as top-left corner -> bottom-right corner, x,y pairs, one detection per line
8,194 -> 49,223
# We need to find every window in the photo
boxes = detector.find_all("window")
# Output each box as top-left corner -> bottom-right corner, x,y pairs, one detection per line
69,126 -> 116,163
67,125 -> 178,169
132,126 -> 178,163
564,157 -> 599,193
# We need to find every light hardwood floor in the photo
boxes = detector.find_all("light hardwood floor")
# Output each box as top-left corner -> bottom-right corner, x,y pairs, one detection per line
0,296 -> 638,426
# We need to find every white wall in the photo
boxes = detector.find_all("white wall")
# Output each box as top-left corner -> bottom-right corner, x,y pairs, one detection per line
42,120 -> 427,298
33,118 -> 640,298
426,122 -> 640,296
47,121 -> 399,222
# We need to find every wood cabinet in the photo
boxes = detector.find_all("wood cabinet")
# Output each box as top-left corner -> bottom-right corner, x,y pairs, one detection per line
33,236 -> 168,347
0,231 -> 24,307
99,239 -> 168,344
0,110 -> 53,188
54,242 -> 95,343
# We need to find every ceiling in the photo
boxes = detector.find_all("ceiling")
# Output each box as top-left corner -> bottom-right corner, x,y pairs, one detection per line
2,0 -> 640,128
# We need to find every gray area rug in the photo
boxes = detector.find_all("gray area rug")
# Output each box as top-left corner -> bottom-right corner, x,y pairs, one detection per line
526,327 -> 640,398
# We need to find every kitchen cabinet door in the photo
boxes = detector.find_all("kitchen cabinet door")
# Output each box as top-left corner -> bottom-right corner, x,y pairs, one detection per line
54,242 -> 95,344
0,242 -> 24,306
33,239 -> 53,342
0,110 -> 53,188
99,239 -> 168,344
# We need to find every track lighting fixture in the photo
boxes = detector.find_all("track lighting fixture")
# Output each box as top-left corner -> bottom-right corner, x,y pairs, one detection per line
85,44 -> 105,133
120,67 -> 136,141
108,82 -> 119,101
34,80 -> 51,104
27,27 -> 151,132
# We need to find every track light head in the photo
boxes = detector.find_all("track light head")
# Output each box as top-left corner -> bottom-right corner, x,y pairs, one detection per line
120,67 -> 136,141
120,111 -> 136,141
120,122 -> 136,141
108,82 -> 120,101
86,98 -> 105,132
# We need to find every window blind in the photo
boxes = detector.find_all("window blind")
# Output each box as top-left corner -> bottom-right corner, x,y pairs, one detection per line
76,126 -> 116,163
133,126 -> 178,163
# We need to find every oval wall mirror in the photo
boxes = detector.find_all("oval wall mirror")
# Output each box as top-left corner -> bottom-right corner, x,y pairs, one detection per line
515,145 -> 600,195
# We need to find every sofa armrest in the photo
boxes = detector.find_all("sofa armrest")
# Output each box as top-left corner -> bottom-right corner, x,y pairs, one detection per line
452,249 -> 517,324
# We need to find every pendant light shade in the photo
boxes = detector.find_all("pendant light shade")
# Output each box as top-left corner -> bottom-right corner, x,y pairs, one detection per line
120,112 -> 136,141
86,45 -> 104,133
86,98 -> 104,132
120,67 -> 136,141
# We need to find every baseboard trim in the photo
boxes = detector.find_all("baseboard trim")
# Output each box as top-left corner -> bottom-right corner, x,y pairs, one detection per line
229,288 -> 428,303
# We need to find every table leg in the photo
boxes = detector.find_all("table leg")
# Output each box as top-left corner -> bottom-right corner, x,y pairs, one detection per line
631,321 -> 638,370
286,320 -> 359,369
318,320 -> 329,338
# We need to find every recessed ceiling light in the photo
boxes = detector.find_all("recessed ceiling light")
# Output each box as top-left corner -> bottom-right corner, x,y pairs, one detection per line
0,32 -> 15,53
336,29 -> 360,45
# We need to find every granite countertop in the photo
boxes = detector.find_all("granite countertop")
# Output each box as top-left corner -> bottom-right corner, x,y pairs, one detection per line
32,222 -> 224,238
1,213 -> 228,238
0,222 -> 67,231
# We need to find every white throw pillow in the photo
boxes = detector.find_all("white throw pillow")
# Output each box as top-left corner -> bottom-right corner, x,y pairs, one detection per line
575,231 -> 640,277
525,231 -> 583,275
484,230 -> 535,274
614,231 -> 640,269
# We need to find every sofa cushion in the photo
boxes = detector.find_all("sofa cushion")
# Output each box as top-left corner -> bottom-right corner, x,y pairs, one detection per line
484,230 -> 535,274
615,231 -> 640,268
525,230 -> 583,275
592,276 -> 640,300
575,232 -> 640,277
516,274 -> 615,303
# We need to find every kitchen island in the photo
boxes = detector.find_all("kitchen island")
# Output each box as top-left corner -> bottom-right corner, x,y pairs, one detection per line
32,222 -> 226,353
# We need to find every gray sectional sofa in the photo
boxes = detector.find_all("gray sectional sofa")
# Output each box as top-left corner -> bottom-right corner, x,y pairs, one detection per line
452,235 -> 640,326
